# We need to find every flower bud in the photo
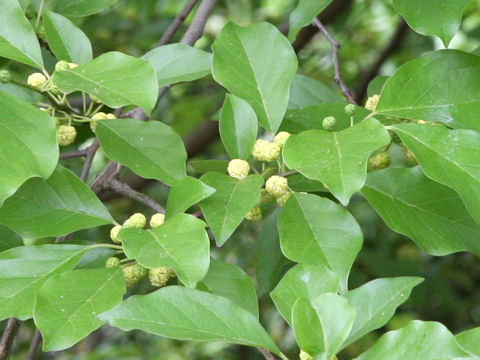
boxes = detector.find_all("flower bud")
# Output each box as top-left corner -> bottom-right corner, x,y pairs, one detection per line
0,70 -> 11,83
274,131 -> 290,147
56,125 -> 76,146
368,151 -> 391,170
227,159 -> 250,180
322,116 -> 336,131
105,257 -> 120,268
27,72 -> 47,88
150,213 -> 165,228
124,213 -> 147,229
365,94 -> 380,111
265,175 -> 289,198
245,205 -> 262,222
276,191 -> 291,206
122,263 -> 147,283
252,139 -> 281,162
110,225 -> 122,244
55,60 -> 70,72
344,103 -> 357,116
149,267 -> 175,287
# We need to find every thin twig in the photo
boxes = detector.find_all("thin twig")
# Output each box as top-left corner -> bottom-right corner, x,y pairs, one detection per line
0,318 -> 21,360
109,179 -> 165,213
59,149 -> 87,159
156,0 -> 201,46
354,19 -> 408,103
312,18 -> 356,104
180,0 -> 217,45
80,140 -> 100,182
25,330 -> 42,360
257,348 -> 277,360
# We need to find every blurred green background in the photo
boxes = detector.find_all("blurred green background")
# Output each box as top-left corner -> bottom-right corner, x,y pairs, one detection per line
3,0 -> 480,359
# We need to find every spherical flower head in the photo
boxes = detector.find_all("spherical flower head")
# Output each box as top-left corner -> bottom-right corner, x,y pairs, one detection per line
150,213 -> 165,228
245,205 -> 262,222
56,125 -> 76,146
299,350 -> 314,360
368,151 -> 391,170
0,69 -> 11,83
124,213 -> 147,229
344,103 -> 357,116
149,267 -> 175,287
276,191 -> 291,206
68,62 -> 79,69
122,263 -> 147,283
227,159 -> 250,179
27,72 -> 47,88
322,116 -> 336,131
252,139 -> 281,162
260,188 -> 274,203
402,146 -> 417,164
274,131 -> 290,147
106,113 -> 116,119
105,257 -> 120,268
265,175 -> 289,198
365,94 -> 380,111
92,112 -> 108,120
55,60 -> 70,72
110,225 -> 122,244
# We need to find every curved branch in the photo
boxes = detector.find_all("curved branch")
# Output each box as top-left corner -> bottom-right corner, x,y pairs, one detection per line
0,319 -> 21,360
156,0 -> 201,46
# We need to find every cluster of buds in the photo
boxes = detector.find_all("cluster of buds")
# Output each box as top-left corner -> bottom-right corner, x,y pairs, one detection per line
368,151 -> 391,171
265,175 -> 291,206
322,116 -> 336,131
54,60 -> 78,72
365,94 -> 380,111
150,213 -> 165,228
90,112 -> 116,132
245,205 -> 262,222
0,69 -> 11,83
122,263 -> 147,283
149,267 -> 176,287
56,125 -> 77,146
227,159 -> 250,180
252,139 -> 281,162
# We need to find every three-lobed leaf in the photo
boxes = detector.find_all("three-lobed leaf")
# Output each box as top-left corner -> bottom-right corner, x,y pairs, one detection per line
219,94 -> 258,159
199,173 -> 263,246
392,123 -> 480,225
120,213 -> 210,288
0,166 -> 114,239
278,193 -> 362,292
0,91 -> 58,205
54,52 -> 158,114
363,167 -> 480,256
166,176 -> 215,217
100,286 -> 281,355
0,0 -> 43,68
377,50 -> 480,131
142,44 -> 212,87
0,244 -> 87,320
283,118 -> 390,205
96,118 -> 187,186
212,22 -> 297,133
34,268 -> 126,351
43,11 -> 93,64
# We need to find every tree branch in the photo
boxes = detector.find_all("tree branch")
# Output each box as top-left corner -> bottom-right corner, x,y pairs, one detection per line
108,179 -> 165,213
0,319 -> 21,360
312,18 -> 356,104
156,0 -> 200,46
59,149 -> 87,159
354,19 -> 408,103
257,348 -> 277,360
25,330 -> 42,360
80,140 -> 100,182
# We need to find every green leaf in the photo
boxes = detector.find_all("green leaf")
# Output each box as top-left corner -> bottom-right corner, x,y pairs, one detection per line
142,44 -> 212,87
270,264 -> 339,326
48,0 -> 119,17
219,94 -> 258,159
288,74 -> 343,109
283,118 -> 390,205
282,102 -> 370,134
0,91 -> 58,205
0,225 -> 22,252
97,118 -> 187,186
120,214 -> 209,288
188,160 -> 228,174
367,75 -> 388,97
199,173 -> 263,246
392,0 -> 470,46
166,177 -> 215,217
392,123 -> 480,225
0,166 -> 114,239
362,167 -> 480,256
256,210 -> 291,297
43,11 -> 92,64
0,82 -> 43,103
54,52 -> 158,114
278,193 -> 362,292
100,286 -> 281,355
377,50 -> 480,131
292,293 -> 355,358
342,277 -> 424,349
199,259 -> 258,318
356,321 -> 473,360
0,0 -> 43,68
0,244 -> 86,320
34,268 -> 126,351
456,328 -> 480,356
288,0 -> 334,41
212,22 -> 297,133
